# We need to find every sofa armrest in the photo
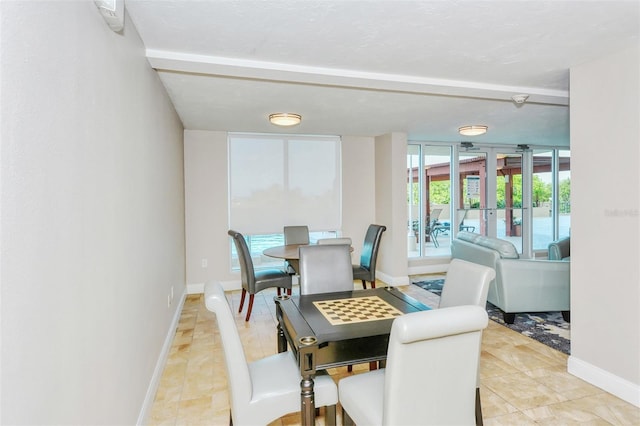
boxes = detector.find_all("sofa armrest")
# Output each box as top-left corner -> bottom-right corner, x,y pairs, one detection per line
548,237 -> 570,260
495,259 -> 570,313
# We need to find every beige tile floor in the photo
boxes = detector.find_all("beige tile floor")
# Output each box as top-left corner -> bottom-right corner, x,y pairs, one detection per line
148,281 -> 640,425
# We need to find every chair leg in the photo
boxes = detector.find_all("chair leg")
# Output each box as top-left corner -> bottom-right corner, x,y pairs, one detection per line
342,408 -> 355,426
475,387 -> 483,426
277,288 -> 281,296
361,279 -> 367,289
369,361 -> 378,370
325,404 -> 337,426
238,289 -> 246,313
503,312 -> 516,324
245,294 -> 255,321
287,288 -> 292,296
347,365 -> 353,372
370,280 -> 376,289
562,310 -> 570,322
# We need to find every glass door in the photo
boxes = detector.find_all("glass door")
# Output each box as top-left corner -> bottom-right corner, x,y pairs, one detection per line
495,149 -> 525,255
456,146 -> 526,254
408,142 -> 569,260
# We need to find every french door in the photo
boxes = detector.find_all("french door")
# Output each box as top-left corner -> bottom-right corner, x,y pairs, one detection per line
408,143 -> 539,259
457,146 -> 530,257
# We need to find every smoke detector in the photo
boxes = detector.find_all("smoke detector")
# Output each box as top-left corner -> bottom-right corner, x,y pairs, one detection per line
511,94 -> 530,104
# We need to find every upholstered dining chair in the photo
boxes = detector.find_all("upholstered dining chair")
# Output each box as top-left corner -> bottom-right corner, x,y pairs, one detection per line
204,281 -> 338,425
283,225 -> 310,275
439,258 -> 495,309
352,224 -> 386,289
228,229 -> 292,321
299,244 -> 361,372
438,258 -> 495,426
298,244 -> 354,295
317,237 -> 353,245
338,305 -> 488,426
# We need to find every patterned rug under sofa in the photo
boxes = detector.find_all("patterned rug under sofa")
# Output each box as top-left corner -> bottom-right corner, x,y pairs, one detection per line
412,278 -> 571,355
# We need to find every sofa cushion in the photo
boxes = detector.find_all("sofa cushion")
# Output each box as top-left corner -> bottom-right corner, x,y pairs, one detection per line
456,231 -> 480,244
473,235 -> 519,259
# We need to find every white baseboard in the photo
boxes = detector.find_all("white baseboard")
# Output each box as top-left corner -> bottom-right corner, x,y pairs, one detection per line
568,355 -> 640,408
136,289 -> 187,425
407,263 -> 449,276
188,276 -> 301,295
375,270 -> 410,287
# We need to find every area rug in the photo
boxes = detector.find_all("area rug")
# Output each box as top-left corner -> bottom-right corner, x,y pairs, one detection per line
412,279 -> 571,355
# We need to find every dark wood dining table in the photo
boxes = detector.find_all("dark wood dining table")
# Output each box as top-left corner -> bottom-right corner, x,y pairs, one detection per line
274,286 -> 430,425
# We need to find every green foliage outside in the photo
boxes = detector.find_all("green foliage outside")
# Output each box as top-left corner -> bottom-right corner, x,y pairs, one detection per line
409,175 -> 571,213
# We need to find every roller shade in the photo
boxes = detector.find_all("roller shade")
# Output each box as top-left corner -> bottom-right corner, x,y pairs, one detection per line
229,133 -> 342,234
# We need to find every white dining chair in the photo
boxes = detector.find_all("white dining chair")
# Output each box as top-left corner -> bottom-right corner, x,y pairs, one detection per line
317,237 -> 353,245
438,258 -> 495,426
204,281 -> 338,425
338,305 -> 488,426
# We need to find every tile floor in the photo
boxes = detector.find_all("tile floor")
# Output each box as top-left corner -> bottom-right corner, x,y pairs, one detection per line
148,281 -> 640,425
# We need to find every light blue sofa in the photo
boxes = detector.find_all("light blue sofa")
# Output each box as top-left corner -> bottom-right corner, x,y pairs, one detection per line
548,237 -> 570,260
451,231 -> 570,324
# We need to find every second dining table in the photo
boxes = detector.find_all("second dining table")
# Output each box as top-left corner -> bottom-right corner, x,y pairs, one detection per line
263,243 -> 353,275
274,286 -> 430,425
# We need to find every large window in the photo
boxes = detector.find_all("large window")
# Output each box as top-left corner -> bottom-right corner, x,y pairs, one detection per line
408,142 -> 570,259
228,133 -> 342,269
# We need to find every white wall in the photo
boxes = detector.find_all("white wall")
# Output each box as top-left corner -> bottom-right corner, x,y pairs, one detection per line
569,44 -> 640,406
184,130 -> 230,289
183,132 -> 378,290
374,133 -> 410,285
1,2 -> 186,424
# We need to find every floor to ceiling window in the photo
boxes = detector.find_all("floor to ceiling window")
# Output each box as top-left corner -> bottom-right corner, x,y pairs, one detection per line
407,142 -> 570,260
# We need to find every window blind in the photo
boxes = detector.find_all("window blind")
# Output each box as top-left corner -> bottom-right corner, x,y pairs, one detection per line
228,133 -> 342,235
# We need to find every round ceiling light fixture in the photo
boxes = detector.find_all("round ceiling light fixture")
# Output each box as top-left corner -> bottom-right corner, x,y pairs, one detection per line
269,113 -> 302,127
458,125 -> 488,136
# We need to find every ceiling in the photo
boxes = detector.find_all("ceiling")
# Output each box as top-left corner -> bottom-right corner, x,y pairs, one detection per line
125,0 -> 639,146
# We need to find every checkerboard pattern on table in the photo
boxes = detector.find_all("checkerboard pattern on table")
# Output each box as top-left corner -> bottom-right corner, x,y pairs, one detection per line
313,296 -> 404,325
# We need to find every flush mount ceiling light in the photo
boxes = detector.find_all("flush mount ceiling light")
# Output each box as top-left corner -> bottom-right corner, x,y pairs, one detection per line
458,125 -> 488,136
269,113 -> 302,127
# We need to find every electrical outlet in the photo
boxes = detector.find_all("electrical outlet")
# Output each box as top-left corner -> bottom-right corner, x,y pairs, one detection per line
201,258 -> 208,268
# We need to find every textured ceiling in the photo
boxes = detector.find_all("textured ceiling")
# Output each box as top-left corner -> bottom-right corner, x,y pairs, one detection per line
125,0 -> 639,146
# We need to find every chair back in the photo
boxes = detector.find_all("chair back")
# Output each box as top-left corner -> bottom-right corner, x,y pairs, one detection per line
317,237 -> 352,245
383,305 -> 488,425
204,282 -> 252,421
284,225 -> 310,245
358,224 -> 386,272
299,245 -> 354,295
227,230 -> 256,292
439,259 -> 495,309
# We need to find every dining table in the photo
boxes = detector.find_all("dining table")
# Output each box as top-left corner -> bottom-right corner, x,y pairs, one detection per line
263,243 -> 353,275
274,286 -> 430,425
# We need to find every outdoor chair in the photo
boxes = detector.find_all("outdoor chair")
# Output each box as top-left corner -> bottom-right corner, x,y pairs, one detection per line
338,305 -> 489,425
204,281 -> 338,425
438,258 -> 496,426
352,224 -> 386,289
228,229 -> 292,321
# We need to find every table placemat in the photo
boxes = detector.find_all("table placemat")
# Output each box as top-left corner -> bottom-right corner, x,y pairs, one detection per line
313,296 -> 404,325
